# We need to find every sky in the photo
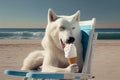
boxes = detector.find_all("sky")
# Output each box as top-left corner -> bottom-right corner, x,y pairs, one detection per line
0,0 -> 120,28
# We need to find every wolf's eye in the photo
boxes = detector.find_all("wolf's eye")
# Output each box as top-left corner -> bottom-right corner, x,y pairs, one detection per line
60,26 -> 65,31
72,27 -> 75,30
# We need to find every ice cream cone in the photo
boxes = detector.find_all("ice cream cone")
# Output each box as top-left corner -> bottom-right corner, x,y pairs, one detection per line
64,44 -> 77,64
67,57 -> 77,64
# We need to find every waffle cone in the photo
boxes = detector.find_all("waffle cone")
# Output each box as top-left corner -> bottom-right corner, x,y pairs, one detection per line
67,57 -> 77,64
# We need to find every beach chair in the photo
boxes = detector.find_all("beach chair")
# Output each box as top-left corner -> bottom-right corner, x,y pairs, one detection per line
4,18 -> 96,80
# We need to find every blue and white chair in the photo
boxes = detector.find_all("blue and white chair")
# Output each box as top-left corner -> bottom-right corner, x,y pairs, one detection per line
4,18 -> 96,80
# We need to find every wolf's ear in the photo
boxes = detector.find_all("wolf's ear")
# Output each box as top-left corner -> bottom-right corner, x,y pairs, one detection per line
48,8 -> 57,23
73,10 -> 80,21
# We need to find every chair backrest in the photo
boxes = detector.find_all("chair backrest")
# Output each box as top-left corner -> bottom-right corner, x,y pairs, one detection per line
81,25 -> 92,61
80,18 -> 96,73
80,18 -> 95,61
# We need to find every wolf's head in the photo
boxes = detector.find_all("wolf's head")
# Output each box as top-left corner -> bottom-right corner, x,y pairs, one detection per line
43,9 -> 81,50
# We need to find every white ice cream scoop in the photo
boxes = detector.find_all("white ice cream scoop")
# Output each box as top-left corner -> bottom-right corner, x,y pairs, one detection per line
64,44 -> 77,58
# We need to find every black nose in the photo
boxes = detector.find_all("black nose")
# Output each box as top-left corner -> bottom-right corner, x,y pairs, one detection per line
66,37 -> 75,44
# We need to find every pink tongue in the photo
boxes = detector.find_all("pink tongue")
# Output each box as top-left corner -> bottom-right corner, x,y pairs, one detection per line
62,43 -> 65,48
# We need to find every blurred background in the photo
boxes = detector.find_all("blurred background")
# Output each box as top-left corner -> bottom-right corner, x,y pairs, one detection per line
0,0 -> 120,28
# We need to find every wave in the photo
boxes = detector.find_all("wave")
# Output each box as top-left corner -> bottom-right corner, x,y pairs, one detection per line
0,31 -> 45,39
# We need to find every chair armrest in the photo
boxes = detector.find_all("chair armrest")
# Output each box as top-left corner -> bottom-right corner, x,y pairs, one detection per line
4,69 -> 28,77
26,72 -> 93,79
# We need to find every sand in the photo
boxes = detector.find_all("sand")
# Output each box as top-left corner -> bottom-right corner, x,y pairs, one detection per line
92,40 -> 120,80
0,39 -> 120,80
0,39 -> 43,80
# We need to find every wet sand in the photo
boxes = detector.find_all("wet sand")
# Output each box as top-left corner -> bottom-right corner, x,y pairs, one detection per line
0,39 -> 120,80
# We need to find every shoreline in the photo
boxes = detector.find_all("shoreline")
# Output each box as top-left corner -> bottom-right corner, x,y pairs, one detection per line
0,39 -> 42,44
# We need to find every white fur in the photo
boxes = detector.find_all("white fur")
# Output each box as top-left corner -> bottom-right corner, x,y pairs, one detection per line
21,9 -> 83,73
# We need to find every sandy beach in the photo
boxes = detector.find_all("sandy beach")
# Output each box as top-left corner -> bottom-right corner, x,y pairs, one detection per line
0,39 -> 120,80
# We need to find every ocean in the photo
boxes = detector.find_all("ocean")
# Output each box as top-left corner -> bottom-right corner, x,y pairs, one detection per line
0,28 -> 45,39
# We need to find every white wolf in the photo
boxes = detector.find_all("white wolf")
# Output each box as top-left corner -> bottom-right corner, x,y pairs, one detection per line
21,9 -> 83,73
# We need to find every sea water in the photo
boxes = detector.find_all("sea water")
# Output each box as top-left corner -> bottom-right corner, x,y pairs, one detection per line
0,28 -> 45,39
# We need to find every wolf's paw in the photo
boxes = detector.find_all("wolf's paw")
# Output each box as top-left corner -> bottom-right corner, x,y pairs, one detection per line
67,64 -> 79,73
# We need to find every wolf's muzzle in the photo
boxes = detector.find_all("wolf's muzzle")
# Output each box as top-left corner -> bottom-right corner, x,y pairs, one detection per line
66,37 -> 75,44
